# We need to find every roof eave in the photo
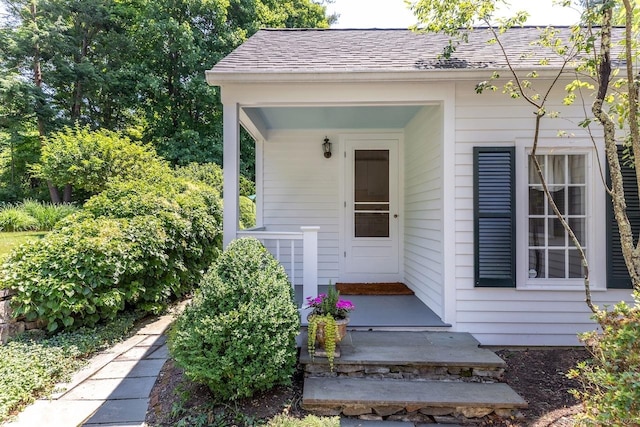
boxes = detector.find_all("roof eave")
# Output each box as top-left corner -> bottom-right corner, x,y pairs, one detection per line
205,67 -> 570,86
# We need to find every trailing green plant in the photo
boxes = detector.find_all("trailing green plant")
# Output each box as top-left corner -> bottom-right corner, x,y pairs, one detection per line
0,311 -> 139,422
169,237 -> 300,401
0,207 -> 38,232
568,292 -> 640,426
307,314 -> 339,370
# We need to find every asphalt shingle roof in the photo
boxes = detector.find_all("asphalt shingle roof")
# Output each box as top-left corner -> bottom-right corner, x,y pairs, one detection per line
210,27 -> 595,75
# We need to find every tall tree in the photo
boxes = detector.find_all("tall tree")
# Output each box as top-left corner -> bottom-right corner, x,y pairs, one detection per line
0,0 -> 331,199
130,0 -> 331,175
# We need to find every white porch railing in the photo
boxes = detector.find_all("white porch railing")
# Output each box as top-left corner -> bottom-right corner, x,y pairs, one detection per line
236,226 -> 319,307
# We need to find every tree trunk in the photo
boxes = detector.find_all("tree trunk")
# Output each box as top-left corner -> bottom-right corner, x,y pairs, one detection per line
63,184 -> 72,203
30,0 -> 61,204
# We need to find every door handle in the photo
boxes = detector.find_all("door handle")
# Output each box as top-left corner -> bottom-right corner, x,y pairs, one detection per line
394,214 -> 398,218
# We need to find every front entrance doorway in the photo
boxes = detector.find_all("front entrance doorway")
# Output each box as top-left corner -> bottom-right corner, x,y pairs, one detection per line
341,135 -> 401,282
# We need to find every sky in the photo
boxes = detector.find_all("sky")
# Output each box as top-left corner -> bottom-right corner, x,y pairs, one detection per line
325,0 -> 583,28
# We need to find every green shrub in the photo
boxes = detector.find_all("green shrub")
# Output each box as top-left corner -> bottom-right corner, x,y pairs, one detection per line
20,200 -> 78,231
2,216 -> 168,331
82,178 -> 223,296
169,237 -> 300,401
175,162 -> 223,194
0,207 -> 38,232
1,176 -> 223,331
239,195 -> 256,229
33,125 -> 170,198
175,162 -> 255,197
239,175 -> 255,197
568,292 -> 640,426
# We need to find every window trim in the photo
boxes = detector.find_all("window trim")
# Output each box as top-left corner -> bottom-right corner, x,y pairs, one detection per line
515,141 -> 605,291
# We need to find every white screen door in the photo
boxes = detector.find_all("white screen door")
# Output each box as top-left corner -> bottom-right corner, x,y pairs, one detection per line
344,137 -> 399,278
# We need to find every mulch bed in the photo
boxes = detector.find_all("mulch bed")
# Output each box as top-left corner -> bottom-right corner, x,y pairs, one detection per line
145,348 -> 589,426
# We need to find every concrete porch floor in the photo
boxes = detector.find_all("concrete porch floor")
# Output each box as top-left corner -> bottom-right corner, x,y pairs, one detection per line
295,285 -> 449,328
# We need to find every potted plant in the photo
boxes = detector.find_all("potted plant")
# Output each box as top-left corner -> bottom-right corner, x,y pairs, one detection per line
306,284 -> 355,370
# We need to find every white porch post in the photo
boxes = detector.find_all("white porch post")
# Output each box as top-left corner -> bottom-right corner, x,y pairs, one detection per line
301,226 -> 319,306
223,102 -> 239,248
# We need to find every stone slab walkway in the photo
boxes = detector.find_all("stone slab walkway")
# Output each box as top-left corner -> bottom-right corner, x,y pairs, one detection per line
4,314 -> 174,427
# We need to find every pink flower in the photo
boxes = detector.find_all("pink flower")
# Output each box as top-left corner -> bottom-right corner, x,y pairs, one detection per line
336,300 -> 354,311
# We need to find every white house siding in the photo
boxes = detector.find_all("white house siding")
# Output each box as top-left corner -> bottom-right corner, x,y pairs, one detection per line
403,106 -> 445,318
452,80 -> 635,346
261,129 -> 342,286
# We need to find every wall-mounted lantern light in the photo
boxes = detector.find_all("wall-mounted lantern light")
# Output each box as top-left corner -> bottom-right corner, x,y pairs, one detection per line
323,136 -> 332,159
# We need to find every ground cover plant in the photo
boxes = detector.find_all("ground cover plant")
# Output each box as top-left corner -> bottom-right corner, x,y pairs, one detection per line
0,311 -> 141,422
169,237 -> 300,401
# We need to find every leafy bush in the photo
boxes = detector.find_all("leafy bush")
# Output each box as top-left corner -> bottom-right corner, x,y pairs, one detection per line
2,216 -> 168,330
239,175 -> 255,197
33,124 -> 170,199
239,195 -> 256,229
568,293 -> 640,426
175,162 -> 255,197
169,237 -> 300,400
1,176 -> 222,331
0,207 -> 38,232
0,312 -> 139,421
20,200 -> 78,231
174,162 -> 223,195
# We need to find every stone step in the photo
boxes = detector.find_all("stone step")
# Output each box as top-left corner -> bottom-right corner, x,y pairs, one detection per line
300,331 -> 506,381
303,377 -> 528,422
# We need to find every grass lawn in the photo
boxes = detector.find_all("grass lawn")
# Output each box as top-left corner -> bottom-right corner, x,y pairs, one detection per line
0,231 -> 46,258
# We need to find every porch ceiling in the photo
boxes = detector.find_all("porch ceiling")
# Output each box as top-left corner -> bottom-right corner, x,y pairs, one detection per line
243,105 -> 423,130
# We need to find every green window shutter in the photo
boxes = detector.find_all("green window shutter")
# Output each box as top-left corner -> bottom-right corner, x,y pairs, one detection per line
474,147 -> 516,287
606,146 -> 638,289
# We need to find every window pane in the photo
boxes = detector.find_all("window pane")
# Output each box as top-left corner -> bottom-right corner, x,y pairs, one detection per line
548,250 -> 566,278
355,213 -> 389,237
548,218 -> 565,247
529,155 -> 544,184
569,249 -> 584,278
569,155 -> 585,184
355,150 -> 389,203
529,249 -> 545,278
547,189 -> 565,215
569,218 -> 586,246
529,218 -> 545,246
568,187 -> 585,215
529,187 -> 545,215
547,155 -> 566,186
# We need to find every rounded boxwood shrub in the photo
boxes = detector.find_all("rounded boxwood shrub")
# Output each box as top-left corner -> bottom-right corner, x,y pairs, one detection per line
169,237 -> 300,400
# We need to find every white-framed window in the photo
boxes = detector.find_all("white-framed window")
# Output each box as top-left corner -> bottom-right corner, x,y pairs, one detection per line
516,142 -> 605,290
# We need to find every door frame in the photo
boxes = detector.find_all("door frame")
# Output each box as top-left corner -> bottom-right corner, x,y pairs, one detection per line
338,132 -> 404,283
